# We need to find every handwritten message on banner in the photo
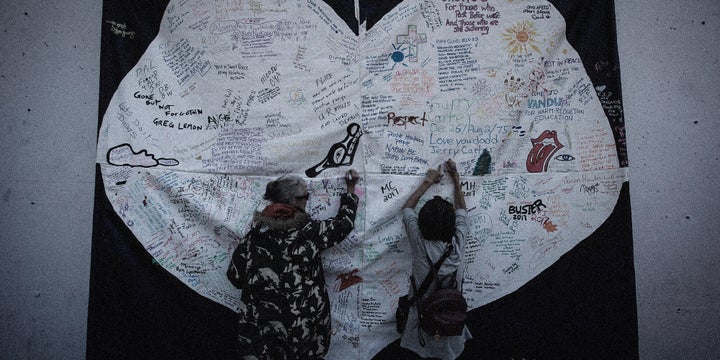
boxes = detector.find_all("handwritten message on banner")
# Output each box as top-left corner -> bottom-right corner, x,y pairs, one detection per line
97,0 -> 627,358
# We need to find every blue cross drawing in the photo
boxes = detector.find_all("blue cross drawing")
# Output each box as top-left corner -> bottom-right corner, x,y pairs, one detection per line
396,25 -> 427,62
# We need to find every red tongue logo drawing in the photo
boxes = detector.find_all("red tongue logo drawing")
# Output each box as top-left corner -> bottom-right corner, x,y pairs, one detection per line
527,130 -> 564,173
96,0 -> 626,357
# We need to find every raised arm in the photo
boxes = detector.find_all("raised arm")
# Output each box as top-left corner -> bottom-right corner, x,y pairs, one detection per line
445,159 -> 466,210
302,169 -> 360,251
402,165 -> 443,209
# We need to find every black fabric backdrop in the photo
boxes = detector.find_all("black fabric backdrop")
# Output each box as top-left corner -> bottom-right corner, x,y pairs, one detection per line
88,1 -> 637,359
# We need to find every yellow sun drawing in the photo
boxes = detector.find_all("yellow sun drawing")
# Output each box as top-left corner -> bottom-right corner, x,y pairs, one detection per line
502,20 -> 541,55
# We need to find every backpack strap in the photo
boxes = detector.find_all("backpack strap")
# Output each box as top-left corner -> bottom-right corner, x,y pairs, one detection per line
407,242 -> 453,307
413,242 -> 454,347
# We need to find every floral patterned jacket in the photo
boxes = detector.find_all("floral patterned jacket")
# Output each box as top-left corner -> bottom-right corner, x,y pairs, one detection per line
227,193 -> 358,359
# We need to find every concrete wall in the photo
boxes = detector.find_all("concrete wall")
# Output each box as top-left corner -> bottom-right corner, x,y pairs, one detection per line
616,1 -> 720,357
0,0 -> 717,358
1,1 -> 100,358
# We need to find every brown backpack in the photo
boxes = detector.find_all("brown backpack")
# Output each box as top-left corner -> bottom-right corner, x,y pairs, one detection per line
413,243 -> 468,343
417,271 -> 467,338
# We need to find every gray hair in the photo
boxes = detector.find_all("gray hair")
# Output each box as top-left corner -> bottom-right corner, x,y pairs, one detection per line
263,175 -> 307,206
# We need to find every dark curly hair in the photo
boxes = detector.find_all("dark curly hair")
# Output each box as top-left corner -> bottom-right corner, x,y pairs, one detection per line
418,196 -> 456,243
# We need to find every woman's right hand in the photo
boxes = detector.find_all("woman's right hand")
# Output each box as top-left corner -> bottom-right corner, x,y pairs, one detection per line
446,158 -> 467,209
345,169 -> 360,193
445,159 -> 459,180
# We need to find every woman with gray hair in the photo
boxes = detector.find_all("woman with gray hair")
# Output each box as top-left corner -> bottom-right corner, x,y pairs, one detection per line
227,169 -> 360,360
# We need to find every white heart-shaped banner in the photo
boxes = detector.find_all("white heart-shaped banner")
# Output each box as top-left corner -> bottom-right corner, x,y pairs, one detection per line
97,0 -> 626,357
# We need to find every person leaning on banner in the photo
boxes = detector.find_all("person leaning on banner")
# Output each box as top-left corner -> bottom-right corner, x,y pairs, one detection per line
227,170 -> 360,360
398,159 -> 472,360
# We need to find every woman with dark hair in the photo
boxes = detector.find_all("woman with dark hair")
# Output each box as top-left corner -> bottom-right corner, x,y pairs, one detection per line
227,170 -> 360,360
399,159 -> 472,359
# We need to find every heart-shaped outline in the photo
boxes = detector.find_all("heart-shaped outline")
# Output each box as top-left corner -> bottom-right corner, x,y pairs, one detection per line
96,0 -> 628,358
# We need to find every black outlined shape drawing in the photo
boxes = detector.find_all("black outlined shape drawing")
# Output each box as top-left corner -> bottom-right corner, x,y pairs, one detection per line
107,143 -> 180,167
305,123 -> 362,178
555,154 -> 576,162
